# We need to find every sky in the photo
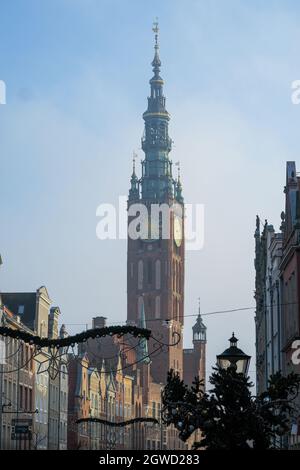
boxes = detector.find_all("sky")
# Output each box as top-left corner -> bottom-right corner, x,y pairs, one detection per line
1,0 -> 300,385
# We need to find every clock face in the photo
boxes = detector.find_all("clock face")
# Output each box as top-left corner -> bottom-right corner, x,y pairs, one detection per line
174,216 -> 182,247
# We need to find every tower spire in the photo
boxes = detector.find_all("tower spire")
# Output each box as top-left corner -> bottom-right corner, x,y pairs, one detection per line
152,18 -> 161,77
193,298 -> 207,343
139,21 -> 175,202
132,151 -> 137,176
137,297 -> 151,364
128,151 -> 139,202
175,161 -> 184,203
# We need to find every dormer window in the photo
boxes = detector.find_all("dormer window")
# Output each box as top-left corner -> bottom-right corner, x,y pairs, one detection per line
18,305 -> 24,315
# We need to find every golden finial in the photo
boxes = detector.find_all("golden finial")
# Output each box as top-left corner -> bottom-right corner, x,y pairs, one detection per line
152,17 -> 159,48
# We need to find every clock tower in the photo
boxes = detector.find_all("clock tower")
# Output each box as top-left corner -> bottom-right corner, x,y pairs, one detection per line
127,22 -> 184,384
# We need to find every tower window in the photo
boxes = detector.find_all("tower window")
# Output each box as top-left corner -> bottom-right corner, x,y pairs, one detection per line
138,260 -> 143,290
155,259 -> 161,289
147,259 -> 152,284
173,260 -> 176,291
155,296 -> 160,319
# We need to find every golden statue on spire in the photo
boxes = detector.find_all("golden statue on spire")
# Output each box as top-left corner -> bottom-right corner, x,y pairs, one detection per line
152,17 -> 159,47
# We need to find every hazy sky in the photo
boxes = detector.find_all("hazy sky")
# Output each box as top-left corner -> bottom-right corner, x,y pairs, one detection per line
1,0 -> 300,384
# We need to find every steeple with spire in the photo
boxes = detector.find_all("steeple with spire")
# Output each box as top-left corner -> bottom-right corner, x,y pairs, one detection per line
136,297 -> 151,365
128,151 -> 139,202
183,299 -> 207,387
192,298 -> 207,343
128,19 -> 182,203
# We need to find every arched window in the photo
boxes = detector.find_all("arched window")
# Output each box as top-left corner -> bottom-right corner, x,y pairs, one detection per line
138,260 -> 143,290
155,296 -> 160,319
155,259 -> 161,289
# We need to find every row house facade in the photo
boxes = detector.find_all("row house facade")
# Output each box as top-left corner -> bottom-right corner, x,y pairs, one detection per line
74,314 -> 204,450
254,219 -> 283,395
0,304 -> 35,450
255,161 -> 300,448
67,351 -> 135,450
0,284 -> 68,450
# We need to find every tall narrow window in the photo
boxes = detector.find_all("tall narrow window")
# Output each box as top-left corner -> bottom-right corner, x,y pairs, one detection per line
147,259 -> 152,285
137,296 -> 144,320
130,262 -> 134,279
138,260 -> 143,290
173,260 -> 176,291
155,260 -> 161,289
155,296 -> 160,319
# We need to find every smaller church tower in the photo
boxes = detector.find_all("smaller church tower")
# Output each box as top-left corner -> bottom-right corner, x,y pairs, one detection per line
183,300 -> 207,387
192,308 -> 207,345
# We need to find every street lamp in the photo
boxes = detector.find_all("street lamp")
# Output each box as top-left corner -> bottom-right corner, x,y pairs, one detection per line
217,333 -> 251,376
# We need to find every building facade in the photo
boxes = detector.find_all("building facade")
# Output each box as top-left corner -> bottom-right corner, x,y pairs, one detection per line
255,161 -> 300,447
0,305 -> 35,450
0,287 -> 68,450
280,162 -> 300,448
254,218 -> 283,395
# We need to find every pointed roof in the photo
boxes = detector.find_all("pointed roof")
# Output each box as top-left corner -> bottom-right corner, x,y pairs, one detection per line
192,299 -> 206,334
193,314 -> 206,334
142,19 -> 169,121
151,19 -> 162,79
137,297 -> 151,364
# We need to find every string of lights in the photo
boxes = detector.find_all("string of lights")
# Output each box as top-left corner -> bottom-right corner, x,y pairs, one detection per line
0,324 -> 151,347
61,300 -> 300,328
76,417 -> 159,427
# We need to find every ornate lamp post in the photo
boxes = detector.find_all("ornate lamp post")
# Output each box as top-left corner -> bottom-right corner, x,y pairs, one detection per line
217,333 -> 251,376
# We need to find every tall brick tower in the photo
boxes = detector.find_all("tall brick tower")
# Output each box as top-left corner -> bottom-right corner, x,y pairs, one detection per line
127,22 -> 184,384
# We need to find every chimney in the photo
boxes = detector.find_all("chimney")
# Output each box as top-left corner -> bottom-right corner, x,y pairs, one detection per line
92,316 -> 107,329
48,307 -> 60,339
